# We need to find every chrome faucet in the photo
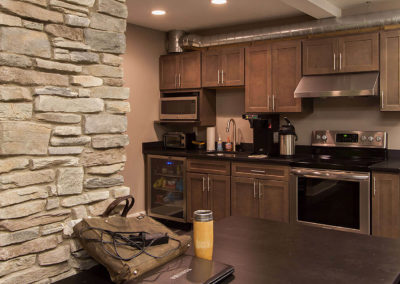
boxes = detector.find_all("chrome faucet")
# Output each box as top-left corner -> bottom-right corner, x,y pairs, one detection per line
226,118 -> 236,152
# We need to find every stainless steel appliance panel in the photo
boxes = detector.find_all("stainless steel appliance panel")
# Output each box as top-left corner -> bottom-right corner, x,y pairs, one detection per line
312,130 -> 387,148
290,167 -> 370,234
160,96 -> 198,120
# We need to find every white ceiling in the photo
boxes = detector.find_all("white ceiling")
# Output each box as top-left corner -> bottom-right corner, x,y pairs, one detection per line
126,0 -> 399,32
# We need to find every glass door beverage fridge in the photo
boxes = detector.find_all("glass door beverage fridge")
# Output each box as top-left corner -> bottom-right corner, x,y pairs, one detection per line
146,155 -> 186,222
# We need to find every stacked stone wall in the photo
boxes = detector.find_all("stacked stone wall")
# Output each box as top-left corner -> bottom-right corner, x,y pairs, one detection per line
0,0 -> 129,282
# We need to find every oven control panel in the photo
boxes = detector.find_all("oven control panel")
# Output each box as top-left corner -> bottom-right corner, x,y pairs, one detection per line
312,130 -> 387,148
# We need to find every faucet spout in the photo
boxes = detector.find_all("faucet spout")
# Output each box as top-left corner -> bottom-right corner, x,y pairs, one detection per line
226,118 -> 237,152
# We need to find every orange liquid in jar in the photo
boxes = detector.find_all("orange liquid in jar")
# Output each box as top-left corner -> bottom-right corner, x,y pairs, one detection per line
193,216 -> 213,260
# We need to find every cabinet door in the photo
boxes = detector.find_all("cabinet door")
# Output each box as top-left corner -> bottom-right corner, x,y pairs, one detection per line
208,174 -> 231,221
272,40 -> 302,113
380,30 -> 400,111
302,38 -> 337,75
339,33 -> 379,73
231,177 -> 258,218
159,54 -> 178,90
202,50 -> 221,87
372,172 -> 400,238
221,47 -> 245,87
179,51 -> 201,89
187,172 -> 208,221
245,44 -> 272,113
258,179 -> 289,223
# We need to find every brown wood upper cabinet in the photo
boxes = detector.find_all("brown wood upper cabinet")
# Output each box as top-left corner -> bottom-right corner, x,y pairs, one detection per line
245,40 -> 302,113
380,29 -> 400,111
202,47 -> 244,87
303,32 -> 379,75
372,172 -> 400,239
159,51 -> 201,90
186,159 -> 230,222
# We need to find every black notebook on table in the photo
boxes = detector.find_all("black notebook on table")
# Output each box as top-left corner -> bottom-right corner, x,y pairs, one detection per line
129,255 -> 234,284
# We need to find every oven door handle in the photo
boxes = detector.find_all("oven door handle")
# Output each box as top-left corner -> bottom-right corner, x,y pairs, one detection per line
290,168 -> 369,181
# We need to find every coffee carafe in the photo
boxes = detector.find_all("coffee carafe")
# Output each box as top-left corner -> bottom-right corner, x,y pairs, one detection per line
279,117 -> 297,156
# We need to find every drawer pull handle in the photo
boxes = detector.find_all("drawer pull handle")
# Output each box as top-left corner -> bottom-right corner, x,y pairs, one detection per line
250,169 -> 266,174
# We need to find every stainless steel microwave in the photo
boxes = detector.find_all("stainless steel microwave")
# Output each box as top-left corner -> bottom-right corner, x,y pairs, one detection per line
160,96 -> 198,120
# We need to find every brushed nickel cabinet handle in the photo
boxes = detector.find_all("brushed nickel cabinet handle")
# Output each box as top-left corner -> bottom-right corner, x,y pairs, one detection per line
373,176 -> 376,196
251,169 -> 266,174
272,95 -> 275,112
202,176 -> 205,192
253,180 -> 257,199
221,70 -> 224,84
207,176 -> 210,192
178,74 -> 181,88
339,53 -> 342,70
333,53 -> 336,71
258,182 -> 263,199
217,70 -> 220,84
381,91 -> 384,109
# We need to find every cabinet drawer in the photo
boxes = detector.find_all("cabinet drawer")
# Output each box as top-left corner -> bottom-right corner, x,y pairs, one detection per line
232,162 -> 289,181
187,159 -> 230,175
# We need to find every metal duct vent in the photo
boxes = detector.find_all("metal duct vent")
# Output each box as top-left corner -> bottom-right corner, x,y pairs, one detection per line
294,72 -> 379,98
180,9 -> 400,48
167,30 -> 185,53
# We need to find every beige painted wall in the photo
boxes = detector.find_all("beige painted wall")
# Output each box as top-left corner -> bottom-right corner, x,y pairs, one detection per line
216,90 -> 400,149
122,24 -> 166,213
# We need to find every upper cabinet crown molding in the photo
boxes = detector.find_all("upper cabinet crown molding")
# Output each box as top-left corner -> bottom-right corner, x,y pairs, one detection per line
302,32 -> 379,75
159,51 -> 201,90
202,47 -> 245,88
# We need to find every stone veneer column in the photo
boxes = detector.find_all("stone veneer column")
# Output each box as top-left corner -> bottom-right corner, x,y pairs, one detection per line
0,0 -> 130,282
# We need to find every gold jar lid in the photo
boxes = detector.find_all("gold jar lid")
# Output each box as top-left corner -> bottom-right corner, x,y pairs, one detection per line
193,210 -> 213,222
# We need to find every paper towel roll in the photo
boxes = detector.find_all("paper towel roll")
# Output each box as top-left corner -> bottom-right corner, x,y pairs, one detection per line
206,127 -> 216,151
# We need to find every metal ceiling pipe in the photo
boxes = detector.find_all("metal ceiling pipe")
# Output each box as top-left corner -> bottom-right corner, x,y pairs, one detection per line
180,9 -> 400,49
167,30 -> 186,53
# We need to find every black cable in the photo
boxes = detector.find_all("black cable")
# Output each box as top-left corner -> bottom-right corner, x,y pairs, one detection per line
77,226 -> 182,261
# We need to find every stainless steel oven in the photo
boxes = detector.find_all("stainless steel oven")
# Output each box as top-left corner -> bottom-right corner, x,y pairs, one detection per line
160,96 -> 198,120
290,168 -> 370,234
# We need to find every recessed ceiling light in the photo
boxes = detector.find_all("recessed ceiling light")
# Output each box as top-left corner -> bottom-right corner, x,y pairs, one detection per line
152,10 -> 166,15
211,0 -> 227,4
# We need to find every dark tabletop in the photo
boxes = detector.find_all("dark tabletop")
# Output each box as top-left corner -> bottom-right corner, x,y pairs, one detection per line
57,216 -> 400,284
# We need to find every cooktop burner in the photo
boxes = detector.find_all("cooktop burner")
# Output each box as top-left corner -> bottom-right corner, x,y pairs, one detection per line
294,155 -> 386,171
294,130 -> 388,171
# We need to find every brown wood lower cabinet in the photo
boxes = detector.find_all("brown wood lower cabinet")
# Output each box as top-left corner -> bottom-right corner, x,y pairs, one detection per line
372,172 -> 400,238
231,177 -> 259,218
231,176 -> 289,223
258,179 -> 289,222
187,172 -> 230,222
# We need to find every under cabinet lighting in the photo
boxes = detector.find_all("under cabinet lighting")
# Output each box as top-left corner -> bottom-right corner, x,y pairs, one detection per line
152,10 -> 166,15
211,0 -> 227,4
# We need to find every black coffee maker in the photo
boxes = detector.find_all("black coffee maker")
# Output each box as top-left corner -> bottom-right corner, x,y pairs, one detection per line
242,114 -> 280,155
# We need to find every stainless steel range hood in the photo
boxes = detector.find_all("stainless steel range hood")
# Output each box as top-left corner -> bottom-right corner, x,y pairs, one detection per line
294,72 -> 379,98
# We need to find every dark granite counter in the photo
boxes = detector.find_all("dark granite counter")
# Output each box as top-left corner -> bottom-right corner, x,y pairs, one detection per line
143,141 -> 400,173
142,142 -> 305,166
369,150 -> 400,173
